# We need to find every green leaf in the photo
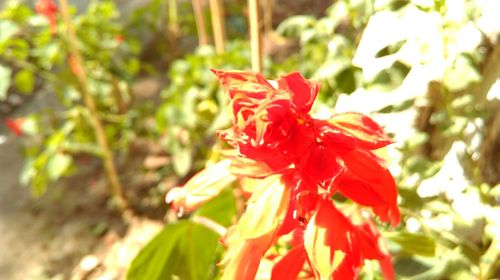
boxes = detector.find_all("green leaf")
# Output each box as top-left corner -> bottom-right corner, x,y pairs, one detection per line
46,153 -> 72,180
375,39 -> 407,58
194,187 -> 236,226
127,221 -> 190,280
379,98 -> 415,113
394,249 -> 469,280
335,66 -> 361,94
443,55 -> 481,92
384,232 -> 436,257
276,15 -> 316,38
14,69 -> 35,93
0,64 -> 12,101
128,190 -> 236,280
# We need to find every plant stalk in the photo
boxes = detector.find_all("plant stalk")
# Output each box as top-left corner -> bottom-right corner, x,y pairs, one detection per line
192,0 -> 209,46
263,0 -> 273,33
208,0 -> 225,54
248,0 -> 262,72
58,0 -> 128,211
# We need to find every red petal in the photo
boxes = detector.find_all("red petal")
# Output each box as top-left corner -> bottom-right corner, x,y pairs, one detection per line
315,120 -> 356,153
279,121 -> 315,159
329,112 -> 392,150
238,144 -> 291,171
356,222 -> 385,260
379,253 -> 396,280
300,144 -> 343,186
337,150 -> 400,226
271,245 -> 307,280
276,194 -> 299,236
336,173 -> 386,206
331,252 -> 361,280
277,72 -> 319,114
304,200 -> 359,278
221,231 -> 275,280
5,118 -> 23,136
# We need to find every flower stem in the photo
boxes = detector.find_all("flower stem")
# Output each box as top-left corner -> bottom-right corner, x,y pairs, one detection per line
57,0 -> 128,211
191,215 -> 227,236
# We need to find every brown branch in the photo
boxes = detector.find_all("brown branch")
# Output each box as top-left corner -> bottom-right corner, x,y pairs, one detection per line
263,0 -> 273,33
58,0 -> 128,211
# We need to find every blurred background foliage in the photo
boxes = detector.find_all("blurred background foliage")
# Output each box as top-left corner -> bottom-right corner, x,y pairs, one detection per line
0,0 -> 499,279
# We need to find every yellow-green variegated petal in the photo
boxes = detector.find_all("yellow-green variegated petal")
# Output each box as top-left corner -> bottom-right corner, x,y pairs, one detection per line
238,175 -> 290,239
165,159 -> 236,213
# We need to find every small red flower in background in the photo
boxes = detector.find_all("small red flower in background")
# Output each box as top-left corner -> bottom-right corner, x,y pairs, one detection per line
115,34 -> 125,44
5,118 -> 24,136
166,70 -> 400,279
35,0 -> 58,34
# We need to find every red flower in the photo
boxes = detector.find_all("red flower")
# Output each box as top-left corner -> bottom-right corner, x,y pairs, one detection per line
166,70 -> 400,279
115,34 -> 125,44
5,118 -> 24,136
272,199 -> 389,280
212,69 -> 399,226
35,0 -> 58,34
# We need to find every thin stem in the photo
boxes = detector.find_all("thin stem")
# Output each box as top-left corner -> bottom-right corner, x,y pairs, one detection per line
248,0 -> 262,72
263,0 -> 273,33
208,0 -> 225,54
191,215 -> 227,236
168,0 -> 180,35
58,0 -> 128,211
192,0 -> 209,46
110,75 -> 127,114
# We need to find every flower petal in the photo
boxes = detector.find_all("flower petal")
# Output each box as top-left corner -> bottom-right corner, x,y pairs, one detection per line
221,230 -> 276,280
304,200 -> 347,279
329,112 -> 392,150
271,245 -> 307,280
229,157 -> 276,178
300,144 -> 344,186
211,69 -> 277,99
165,159 -> 236,213
356,221 -> 386,260
337,150 -> 400,226
238,175 -> 291,239
277,72 -> 319,114
5,118 -> 24,136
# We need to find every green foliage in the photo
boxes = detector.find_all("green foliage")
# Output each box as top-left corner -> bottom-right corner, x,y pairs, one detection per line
13,69 -> 35,93
155,41 -> 251,177
127,188 -> 236,280
274,1 -> 499,279
0,1 -> 146,194
384,232 -> 436,257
